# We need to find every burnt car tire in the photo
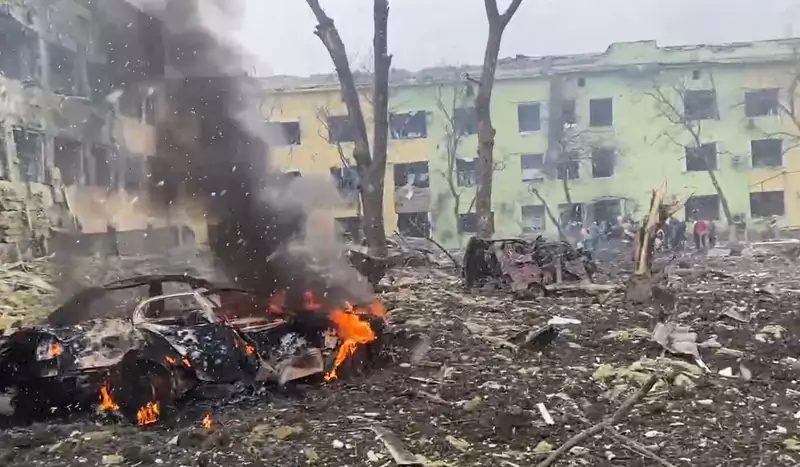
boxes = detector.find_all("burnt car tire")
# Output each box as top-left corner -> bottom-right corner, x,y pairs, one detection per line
117,353 -> 174,426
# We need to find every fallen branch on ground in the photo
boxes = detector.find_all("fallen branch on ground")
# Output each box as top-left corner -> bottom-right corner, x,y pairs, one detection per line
605,428 -> 677,467
535,373 -> 660,467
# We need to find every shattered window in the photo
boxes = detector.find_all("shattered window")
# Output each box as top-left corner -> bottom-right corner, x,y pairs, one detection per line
591,148 -> 615,178
593,199 -> 622,224
397,212 -> 430,238
327,115 -> 356,143
685,195 -> 720,221
330,166 -> 360,196
520,153 -> 544,182
750,191 -> 784,218
454,107 -> 477,136
91,145 -> 116,188
455,158 -> 477,187
521,205 -> 546,233
589,98 -> 613,127
49,43 -> 78,96
557,152 -> 580,180
458,212 -> 493,234
559,203 -> 585,224
13,129 -> 44,183
684,90 -> 717,120
390,111 -> 428,139
144,94 -> 157,125
561,99 -> 577,125
119,90 -> 144,121
266,121 -> 302,146
744,89 -> 779,117
393,161 -> 430,188
54,137 -> 82,186
0,26 -> 39,82
517,103 -> 541,132
685,143 -> 717,171
751,138 -> 782,168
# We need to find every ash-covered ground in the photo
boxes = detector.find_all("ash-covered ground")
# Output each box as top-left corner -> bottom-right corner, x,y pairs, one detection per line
2,247 -> 800,467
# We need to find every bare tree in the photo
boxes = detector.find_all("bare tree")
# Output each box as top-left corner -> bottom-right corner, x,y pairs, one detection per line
473,0 -> 525,238
316,106 -> 363,222
646,77 -> 734,229
434,83 -> 472,243
305,0 -> 391,257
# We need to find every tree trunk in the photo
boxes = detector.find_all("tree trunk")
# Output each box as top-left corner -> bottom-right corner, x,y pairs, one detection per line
474,26 -> 503,239
705,168 -> 733,226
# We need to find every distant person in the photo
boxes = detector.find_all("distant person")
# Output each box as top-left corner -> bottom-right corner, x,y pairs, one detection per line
672,218 -> 687,251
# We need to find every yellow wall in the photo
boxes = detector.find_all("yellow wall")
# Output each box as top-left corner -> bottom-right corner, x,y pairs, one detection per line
264,89 -> 430,237
744,65 -> 800,229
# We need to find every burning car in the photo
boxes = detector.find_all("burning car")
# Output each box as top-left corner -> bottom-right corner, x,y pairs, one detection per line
0,276 -> 387,426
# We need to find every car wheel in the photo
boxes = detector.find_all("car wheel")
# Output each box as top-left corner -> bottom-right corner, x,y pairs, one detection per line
117,354 -> 174,426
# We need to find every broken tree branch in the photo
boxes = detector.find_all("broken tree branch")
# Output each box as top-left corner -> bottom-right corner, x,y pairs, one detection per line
605,428 -> 678,467
535,374 -> 659,467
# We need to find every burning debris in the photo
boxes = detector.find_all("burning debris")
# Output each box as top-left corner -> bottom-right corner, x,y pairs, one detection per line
0,275 -> 387,427
463,235 -> 597,293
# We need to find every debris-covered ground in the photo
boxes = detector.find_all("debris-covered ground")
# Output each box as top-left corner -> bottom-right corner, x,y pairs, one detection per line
3,247 -> 800,467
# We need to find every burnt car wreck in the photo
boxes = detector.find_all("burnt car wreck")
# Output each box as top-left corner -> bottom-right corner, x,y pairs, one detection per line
463,236 -> 597,293
0,275 -> 386,426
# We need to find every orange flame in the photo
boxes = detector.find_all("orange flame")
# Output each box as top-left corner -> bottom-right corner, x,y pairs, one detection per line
165,356 -> 176,364
136,401 -> 160,426
269,290 -> 285,315
98,384 -> 119,411
182,357 -> 192,367
201,412 -> 212,429
323,302 -> 382,382
49,341 -> 62,357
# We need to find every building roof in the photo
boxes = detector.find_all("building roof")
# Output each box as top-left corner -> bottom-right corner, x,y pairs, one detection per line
260,37 -> 800,93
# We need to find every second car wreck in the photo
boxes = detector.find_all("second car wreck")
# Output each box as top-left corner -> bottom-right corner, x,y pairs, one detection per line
0,275 -> 387,426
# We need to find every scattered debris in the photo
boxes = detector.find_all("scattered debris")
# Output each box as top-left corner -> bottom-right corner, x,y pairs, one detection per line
371,425 -> 420,466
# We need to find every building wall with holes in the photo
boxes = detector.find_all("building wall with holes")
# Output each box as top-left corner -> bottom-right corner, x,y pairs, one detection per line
0,1 -> 165,260
260,38 -> 800,247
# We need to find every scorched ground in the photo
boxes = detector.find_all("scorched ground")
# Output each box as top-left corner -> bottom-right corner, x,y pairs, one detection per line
2,250 -> 800,466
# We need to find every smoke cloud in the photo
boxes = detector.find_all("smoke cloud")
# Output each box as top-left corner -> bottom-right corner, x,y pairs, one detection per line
124,0 -> 372,307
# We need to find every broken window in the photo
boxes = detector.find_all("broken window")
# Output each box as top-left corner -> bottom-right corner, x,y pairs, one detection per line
744,88 -> 779,117
517,103 -> 541,132
458,212 -> 493,234
685,195 -> 720,221
520,153 -> 544,182
456,158 -> 477,187
390,111 -> 428,139
334,216 -> 362,242
48,43 -> 78,96
91,145 -> 116,188
593,199 -> 622,224
558,203 -> 585,224
561,100 -> 577,125
13,129 -> 44,183
685,143 -> 717,171
591,148 -> 615,178
119,91 -> 144,121
327,115 -> 356,143
266,121 -> 302,146
751,138 -> 783,168
394,161 -> 429,188
330,166 -> 360,196
0,134 -> 7,180
521,205 -> 546,233
397,212 -> 430,238
589,98 -> 613,127
454,107 -> 477,136
124,156 -> 147,191
750,190 -> 785,217
683,90 -> 717,120
557,152 -> 580,180
54,137 -> 82,185
0,23 -> 39,82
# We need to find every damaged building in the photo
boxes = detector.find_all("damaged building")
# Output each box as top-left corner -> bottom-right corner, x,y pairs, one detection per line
0,0 -> 179,260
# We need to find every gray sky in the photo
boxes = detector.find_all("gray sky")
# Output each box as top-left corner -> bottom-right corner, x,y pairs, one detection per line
238,0 -> 800,77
